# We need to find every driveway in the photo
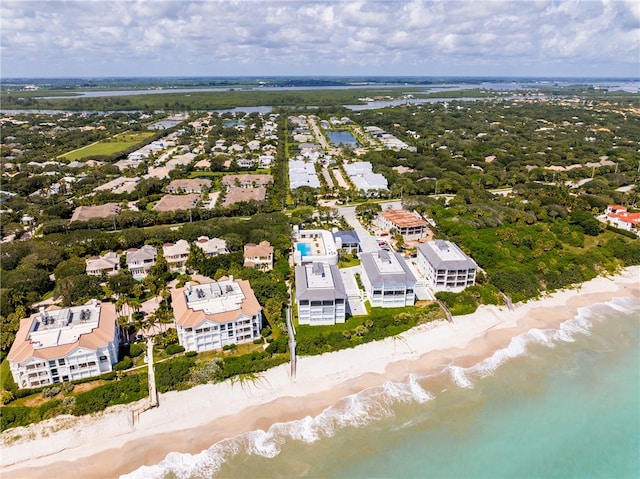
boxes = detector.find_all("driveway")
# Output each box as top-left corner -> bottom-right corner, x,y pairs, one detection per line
337,206 -> 380,253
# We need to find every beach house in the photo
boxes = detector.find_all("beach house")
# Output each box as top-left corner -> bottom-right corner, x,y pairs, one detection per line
86,252 -> 121,276
171,277 -> 262,352
7,301 -> 119,389
295,262 -> 348,325
604,204 -> 640,235
126,245 -> 157,279
243,241 -> 274,271
163,240 -> 191,273
193,236 -> 228,257
359,250 -> 417,307
416,240 -> 478,292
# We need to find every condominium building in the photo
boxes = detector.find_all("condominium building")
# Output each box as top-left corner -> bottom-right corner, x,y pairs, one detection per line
7,301 -> 119,389
295,262 -> 347,325
416,240 -> 477,292
360,250 -> 416,307
171,277 -> 262,352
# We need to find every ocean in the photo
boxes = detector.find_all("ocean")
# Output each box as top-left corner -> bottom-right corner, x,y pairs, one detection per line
125,297 -> 640,479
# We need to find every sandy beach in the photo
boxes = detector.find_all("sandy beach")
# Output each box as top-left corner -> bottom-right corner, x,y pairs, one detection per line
2,266 -> 639,479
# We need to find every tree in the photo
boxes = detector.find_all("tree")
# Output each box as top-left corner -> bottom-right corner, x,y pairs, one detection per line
53,275 -> 103,306
108,271 -> 136,298
262,298 -> 283,339
53,257 -> 86,280
1,306 -> 26,352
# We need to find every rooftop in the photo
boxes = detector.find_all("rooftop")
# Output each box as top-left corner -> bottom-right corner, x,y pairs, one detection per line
418,240 -> 478,270
7,302 -> 117,362
379,209 -> 427,228
295,263 -> 347,301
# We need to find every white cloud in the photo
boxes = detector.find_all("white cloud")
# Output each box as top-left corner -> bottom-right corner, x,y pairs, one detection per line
1,0 -> 638,77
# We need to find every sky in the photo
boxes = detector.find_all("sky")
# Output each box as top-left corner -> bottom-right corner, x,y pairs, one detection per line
1,0 -> 639,79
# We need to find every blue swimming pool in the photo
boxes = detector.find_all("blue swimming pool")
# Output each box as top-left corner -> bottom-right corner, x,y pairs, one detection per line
296,243 -> 312,256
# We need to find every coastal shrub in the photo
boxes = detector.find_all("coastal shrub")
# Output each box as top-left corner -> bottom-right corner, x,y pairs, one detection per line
253,338 -> 264,345
190,358 -> 223,384
129,343 -> 144,358
1,390 -> 15,405
222,343 -> 237,351
155,356 -> 195,393
100,371 -> 117,381
113,356 -> 133,371
72,374 -> 147,416
61,382 -> 75,394
185,351 -> 198,358
606,225 -> 639,240
39,399 -> 63,420
217,352 -> 288,381
165,344 -> 185,355
42,385 -> 62,398
0,407 -> 32,431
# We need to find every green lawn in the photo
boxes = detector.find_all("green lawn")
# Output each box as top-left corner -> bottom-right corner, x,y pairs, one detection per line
60,131 -> 155,161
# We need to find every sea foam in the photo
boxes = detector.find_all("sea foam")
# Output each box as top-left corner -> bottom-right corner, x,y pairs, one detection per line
122,298 -> 639,479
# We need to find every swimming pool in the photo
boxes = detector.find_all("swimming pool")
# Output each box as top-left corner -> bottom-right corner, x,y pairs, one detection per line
296,243 -> 312,256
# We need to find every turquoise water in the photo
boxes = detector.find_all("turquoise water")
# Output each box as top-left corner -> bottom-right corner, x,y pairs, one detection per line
124,297 -> 640,479
296,243 -> 311,256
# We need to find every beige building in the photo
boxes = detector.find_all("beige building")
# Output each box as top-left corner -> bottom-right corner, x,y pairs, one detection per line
7,302 -> 119,389
171,277 -> 262,352
86,252 -> 121,276
152,194 -> 200,212
166,179 -> 212,194
71,203 -> 121,222
243,241 -> 274,271
221,174 -> 273,189
163,240 -> 191,272
126,245 -> 157,278
193,236 -> 228,257
374,209 -> 428,241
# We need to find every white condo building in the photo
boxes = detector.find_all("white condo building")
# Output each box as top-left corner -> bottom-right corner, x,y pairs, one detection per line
360,250 -> 416,307
295,262 -> 348,325
171,277 -> 263,353
7,302 -> 119,389
417,240 -> 477,292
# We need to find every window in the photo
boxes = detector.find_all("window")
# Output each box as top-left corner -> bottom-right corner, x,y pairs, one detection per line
99,355 -> 108,361
58,359 -> 65,366
228,330 -> 233,338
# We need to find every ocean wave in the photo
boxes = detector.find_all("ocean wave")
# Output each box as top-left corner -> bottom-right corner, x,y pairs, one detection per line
122,297 -> 639,479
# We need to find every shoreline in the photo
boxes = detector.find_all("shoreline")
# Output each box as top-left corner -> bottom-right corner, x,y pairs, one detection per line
2,266 -> 639,478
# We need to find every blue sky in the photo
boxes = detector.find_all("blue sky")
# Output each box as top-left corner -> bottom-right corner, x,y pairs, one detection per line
1,0 -> 638,78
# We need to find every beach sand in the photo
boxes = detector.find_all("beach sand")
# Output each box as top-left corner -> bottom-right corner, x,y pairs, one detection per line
2,266 -> 639,479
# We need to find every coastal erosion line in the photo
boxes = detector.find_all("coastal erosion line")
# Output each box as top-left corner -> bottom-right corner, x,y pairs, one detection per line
1,266 -> 639,478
